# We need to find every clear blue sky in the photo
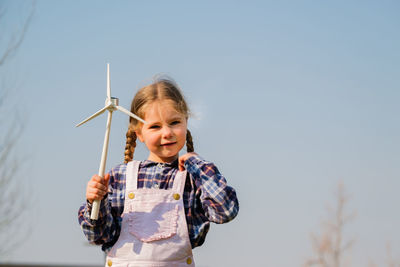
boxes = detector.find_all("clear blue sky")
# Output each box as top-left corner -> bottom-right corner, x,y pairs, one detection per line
2,1 -> 400,266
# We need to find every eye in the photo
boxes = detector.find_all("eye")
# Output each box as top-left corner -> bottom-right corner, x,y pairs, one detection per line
149,124 -> 160,129
170,120 -> 181,126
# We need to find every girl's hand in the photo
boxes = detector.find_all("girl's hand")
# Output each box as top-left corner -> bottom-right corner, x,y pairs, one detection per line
179,152 -> 198,171
86,174 -> 110,203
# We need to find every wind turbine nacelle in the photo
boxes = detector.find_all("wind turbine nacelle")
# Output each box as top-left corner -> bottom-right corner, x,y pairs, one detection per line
105,97 -> 119,110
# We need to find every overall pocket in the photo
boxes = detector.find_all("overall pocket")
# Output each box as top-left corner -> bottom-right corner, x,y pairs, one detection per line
128,202 -> 179,242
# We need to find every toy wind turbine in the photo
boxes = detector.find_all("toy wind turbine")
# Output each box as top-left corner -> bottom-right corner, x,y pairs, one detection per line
76,63 -> 145,220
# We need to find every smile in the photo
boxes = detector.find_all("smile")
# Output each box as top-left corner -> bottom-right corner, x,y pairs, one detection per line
160,142 -> 176,146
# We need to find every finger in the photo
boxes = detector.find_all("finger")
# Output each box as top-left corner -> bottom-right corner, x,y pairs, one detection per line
103,173 -> 110,186
178,157 -> 186,171
87,187 -> 107,201
88,180 -> 108,192
92,174 -> 110,186
91,174 -> 103,183
86,191 -> 102,203
87,193 -> 104,202
88,186 -> 108,196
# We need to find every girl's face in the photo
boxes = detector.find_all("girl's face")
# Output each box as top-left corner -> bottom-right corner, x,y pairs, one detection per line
136,100 -> 187,163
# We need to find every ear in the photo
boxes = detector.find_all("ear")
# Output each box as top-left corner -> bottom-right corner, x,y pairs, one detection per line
135,129 -> 144,143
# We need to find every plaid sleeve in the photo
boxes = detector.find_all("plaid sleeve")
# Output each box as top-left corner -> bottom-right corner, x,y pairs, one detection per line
77,167 -> 122,246
78,198 -> 117,245
184,155 -> 239,224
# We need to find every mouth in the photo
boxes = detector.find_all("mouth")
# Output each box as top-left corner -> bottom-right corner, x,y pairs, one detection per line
160,142 -> 176,147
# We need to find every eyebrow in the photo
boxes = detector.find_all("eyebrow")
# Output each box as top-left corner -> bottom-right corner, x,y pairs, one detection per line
145,113 -> 184,125
169,116 -> 183,121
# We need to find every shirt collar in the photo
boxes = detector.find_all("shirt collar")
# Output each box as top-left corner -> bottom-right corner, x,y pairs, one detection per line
141,159 -> 179,168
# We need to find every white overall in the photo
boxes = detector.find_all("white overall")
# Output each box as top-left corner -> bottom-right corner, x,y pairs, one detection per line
105,160 -> 195,267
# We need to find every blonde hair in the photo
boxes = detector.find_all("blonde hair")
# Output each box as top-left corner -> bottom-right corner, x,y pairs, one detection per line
124,77 -> 194,163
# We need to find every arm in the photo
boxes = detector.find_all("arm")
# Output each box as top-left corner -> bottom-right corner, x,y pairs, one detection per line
78,167 -> 122,245
181,153 -> 239,224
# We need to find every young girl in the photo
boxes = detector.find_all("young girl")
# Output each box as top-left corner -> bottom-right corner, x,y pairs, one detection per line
78,78 -> 239,267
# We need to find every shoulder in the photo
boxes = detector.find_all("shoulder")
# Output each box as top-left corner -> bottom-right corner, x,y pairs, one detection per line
109,163 -> 128,176
108,163 -> 128,188
185,154 -> 212,166
109,160 -> 148,177
185,154 -> 218,171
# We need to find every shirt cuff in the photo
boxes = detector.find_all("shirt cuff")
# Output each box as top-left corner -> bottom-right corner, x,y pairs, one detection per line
84,198 -> 109,224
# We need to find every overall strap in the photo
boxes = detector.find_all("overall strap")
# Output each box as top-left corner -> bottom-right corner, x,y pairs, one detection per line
126,160 -> 140,191
172,170 -> 187,194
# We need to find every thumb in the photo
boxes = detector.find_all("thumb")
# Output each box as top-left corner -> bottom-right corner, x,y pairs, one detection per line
103,173 -> 111,186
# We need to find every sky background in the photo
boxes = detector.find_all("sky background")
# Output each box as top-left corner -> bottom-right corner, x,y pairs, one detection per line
1,1 -> 400,266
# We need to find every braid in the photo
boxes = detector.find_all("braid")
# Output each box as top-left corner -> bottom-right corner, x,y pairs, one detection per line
186,129 -> 194,153
124,127 -> 137,163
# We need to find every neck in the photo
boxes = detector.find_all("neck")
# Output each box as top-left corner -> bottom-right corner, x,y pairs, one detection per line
147,154 -> 178,163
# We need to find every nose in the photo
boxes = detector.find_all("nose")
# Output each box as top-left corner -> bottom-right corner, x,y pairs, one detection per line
161,126 -> 173,139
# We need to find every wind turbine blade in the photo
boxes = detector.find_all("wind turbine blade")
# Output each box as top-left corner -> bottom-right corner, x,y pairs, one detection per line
116,105 -> 146,124
76,106 -> 108,127
106,63 -> 111,100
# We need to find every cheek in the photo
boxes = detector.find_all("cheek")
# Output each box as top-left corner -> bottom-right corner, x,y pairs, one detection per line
146,132 -> 160,145
177,128 -> 187,141
137,130 -> 149,143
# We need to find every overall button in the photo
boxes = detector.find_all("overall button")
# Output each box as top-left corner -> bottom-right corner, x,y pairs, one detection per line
186,257 -> 192,265
107,260 -> 112,266
128,192 -> 135,199
173,193 -> 180,200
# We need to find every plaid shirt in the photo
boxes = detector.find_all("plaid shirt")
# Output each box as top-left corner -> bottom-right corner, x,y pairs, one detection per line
78,155 -> 239,251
